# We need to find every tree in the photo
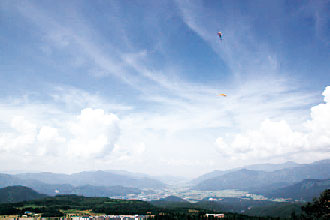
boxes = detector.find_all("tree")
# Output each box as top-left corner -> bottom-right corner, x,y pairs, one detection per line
301,189 -> 329,219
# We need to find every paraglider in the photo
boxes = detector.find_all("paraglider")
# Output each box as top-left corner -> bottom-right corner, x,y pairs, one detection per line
217,32 -> 222,40
217,94 -> 227,97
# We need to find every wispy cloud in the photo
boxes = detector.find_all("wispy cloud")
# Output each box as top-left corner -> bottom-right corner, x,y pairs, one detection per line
0,0 -> 327,176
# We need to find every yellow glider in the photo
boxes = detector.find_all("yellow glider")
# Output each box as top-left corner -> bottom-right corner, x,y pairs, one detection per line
217,94 -> 227,97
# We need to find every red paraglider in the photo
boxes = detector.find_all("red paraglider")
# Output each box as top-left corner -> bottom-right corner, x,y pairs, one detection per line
217,32 -> 222,40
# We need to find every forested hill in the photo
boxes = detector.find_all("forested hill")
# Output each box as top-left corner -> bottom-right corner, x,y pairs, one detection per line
264,179 -> 330,201
0,186 -> 46,203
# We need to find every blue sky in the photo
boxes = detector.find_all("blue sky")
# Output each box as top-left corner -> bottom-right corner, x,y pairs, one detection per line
0,0 -> 329,177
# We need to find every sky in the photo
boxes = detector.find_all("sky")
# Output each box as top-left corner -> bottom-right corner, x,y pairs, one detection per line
0,0 -> 329,177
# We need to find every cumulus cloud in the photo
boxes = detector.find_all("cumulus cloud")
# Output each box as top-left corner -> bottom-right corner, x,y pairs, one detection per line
0,116 -> 38,155
0,108 -> 120,159
66,108 -> 120,158
216,86 -> 330,159
304,87 -> 330,149
37,126 -> 66,155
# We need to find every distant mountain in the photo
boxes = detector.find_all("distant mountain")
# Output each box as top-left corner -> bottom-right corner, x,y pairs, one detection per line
104,170 -> 149,178
71,170 -> 165,189
264,179 -> 330,201
191,170 -> 234,185
194,161 -> 330,191
311,159 -> 330,165
0,173 -> 75,195
195,169 -> 269,191
0,173 -> 48,189
30,183 -> 141,197
0,186 -> 46,203
244,161 -> 301,172
15,170 -> 165,189
0,173 -> 142,197
0,173 -> 21,186
191,161 -> 302,185
15,172 -> 70,185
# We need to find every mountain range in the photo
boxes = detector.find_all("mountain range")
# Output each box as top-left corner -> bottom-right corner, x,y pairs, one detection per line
1,159 -> 329,200
191,161 -> 302,185
193,159 -> 330,193
0,170 -> 162,197
14,170 -> 165,189
264,179 -> 330,201
0,173 -> 141,197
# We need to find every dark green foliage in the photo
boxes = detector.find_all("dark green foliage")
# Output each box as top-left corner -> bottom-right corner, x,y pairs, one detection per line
243,202 -> 303,218
41,208 -> 64,217
151,197 -> 308,219
152,197 -> 301,217
197,198 -> 278,213
0,204 -> 22,215
152,211 -> 284,220
3,192 -> 330,219
0,194 -> 161,216
0,194 -> 292,219
301,189 -> 329,219
0,185 -> 46,203
93,199 -> 159,215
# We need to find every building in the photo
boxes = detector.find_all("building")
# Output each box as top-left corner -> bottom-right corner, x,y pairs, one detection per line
205,213 -> 225,218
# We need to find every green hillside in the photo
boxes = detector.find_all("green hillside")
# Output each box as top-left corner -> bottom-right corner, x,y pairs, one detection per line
0,186 -> 46,203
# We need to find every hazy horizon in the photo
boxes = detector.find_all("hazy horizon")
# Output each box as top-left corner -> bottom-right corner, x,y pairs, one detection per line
0,0 -> 329,178
0,155 -> 328,179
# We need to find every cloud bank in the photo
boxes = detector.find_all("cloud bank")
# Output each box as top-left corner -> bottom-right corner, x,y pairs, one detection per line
216,86 -> 330,160
0,108 -> 120,159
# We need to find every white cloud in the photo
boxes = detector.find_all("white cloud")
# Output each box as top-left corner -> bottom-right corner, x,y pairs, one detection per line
0,116 -> 37,155
216,86 -> 330,160
37,126 -> 64,143
66,108 -> 119,158
304,86 -> 330,149
36,126 -> 66,156
0,107 -> 120,159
